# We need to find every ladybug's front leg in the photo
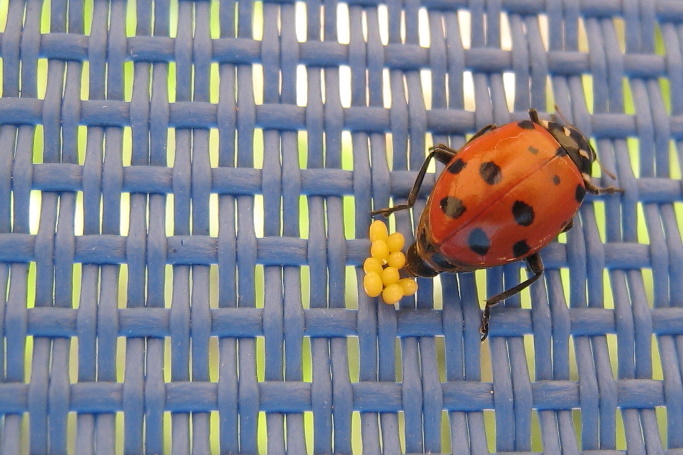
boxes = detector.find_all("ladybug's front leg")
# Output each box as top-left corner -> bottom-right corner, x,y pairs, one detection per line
583,178 -> 624,196
371,145 -> 457,217
480,253 -> 544,341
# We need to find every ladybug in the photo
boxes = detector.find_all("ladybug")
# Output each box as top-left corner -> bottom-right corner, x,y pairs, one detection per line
373,109 -> 622,340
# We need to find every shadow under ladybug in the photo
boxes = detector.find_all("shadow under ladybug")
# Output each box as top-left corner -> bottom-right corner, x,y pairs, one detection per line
372,109 -> 623,341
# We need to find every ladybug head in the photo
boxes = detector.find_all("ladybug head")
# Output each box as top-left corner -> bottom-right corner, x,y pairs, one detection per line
529,110 -> 596,176
405,227 -> 460,277
405,243 -> 439,278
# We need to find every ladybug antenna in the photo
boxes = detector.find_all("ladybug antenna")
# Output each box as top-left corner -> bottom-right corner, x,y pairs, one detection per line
553,104 -> 572,125
596,155 -> 619,180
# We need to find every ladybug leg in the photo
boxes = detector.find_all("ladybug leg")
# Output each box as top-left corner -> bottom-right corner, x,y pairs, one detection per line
371,146 -> 457,217
372,125 -> 497,217
583,177 -> 624,195
561,219 -> 574,233
480,253 -> 544,341
428,144 -> 460,161
529,108 -> 541,124
467,124 -> 497,142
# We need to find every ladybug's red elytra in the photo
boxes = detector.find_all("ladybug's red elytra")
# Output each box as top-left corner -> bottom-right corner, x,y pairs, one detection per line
372,109 -> 622,340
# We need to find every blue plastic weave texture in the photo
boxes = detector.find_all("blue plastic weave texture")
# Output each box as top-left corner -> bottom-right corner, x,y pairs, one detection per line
1,0 -> 683,454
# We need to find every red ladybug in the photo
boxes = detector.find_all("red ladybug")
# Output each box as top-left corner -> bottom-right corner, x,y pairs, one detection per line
373,109 -> 622,340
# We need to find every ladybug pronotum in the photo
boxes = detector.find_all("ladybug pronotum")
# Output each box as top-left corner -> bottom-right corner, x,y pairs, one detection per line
373,109 -> 622,340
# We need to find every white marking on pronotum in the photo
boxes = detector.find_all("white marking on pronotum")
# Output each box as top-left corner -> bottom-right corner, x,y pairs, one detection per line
579,149 -> 590,159
563,127 -> 571,136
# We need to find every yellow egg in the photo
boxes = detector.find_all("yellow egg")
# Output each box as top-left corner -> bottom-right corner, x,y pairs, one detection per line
363,257 -> 384,275
369,220 -> 389,242
386,232 -> 405,253
382,283 -> 403,304
370,240 -> 390,262
364,272 -> 383,297
381,266 -> 400,286
387,251 -> 406,269
399,278 -> 418,296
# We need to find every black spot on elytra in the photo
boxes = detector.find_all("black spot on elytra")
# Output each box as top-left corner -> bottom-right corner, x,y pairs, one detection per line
518,120 -> 535,130
552,174 -> 561,185
528,145 -> 539,154
512,201 -> 535,226
480,161 -> 502,185
556,147 -> 568,157
447,158 -> 467,174
468,228 -> 490,256
440,196 -> 466,219
512,240 -> 531,257
575,184 -> 586,203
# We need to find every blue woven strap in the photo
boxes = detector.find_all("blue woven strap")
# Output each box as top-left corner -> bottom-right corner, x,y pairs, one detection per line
0,0 -> 681,454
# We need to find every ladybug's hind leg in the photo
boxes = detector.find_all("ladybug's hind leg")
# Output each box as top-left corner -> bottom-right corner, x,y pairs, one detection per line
480,253 -> 544,341
372,145 -> 457,217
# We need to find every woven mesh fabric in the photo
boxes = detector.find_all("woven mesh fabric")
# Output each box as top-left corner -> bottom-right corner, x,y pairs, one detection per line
1,0 -> 682,454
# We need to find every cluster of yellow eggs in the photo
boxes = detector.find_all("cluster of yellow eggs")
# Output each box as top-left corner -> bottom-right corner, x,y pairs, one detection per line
363,220 -> 418,304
